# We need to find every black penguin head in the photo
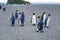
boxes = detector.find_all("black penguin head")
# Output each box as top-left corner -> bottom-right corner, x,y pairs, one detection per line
48,14 -> 51,16
33,13 -> 35,15
22,11 -> 24,14
16,9 -> 18,12
19,13 -> 21,15
43,12 -> 45,14
38,16 -> 40,18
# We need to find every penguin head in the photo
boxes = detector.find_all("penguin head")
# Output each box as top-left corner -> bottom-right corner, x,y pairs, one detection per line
38,16 -> 40,18
16,9 -> 18,12
48,14 -> 51,18
43,12 -> 45,14
48,14 -> 51,16
19,13 -> 21,15
33,13 -> 35,15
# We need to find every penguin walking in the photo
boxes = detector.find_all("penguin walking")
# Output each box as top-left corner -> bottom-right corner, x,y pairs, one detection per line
10,13 -> 15,26
31,13 -> 37,26
45,14 -> 51,28
36,16 -> 44,33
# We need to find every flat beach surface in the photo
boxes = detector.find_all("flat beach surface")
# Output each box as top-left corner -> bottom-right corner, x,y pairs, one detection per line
0,4 -> 60,40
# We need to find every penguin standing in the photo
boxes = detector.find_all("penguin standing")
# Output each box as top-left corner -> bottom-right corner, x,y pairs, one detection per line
18,13 -> 21,26
45,14 -> 51,28
31,13 -> 37,26
10,13 -> 15,26
15,10 -> 18,19
20,11 -> 25,26
41,12 -> 47,27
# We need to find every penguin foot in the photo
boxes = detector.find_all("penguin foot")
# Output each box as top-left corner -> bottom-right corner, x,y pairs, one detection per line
44,26 -> 49,28
11,24 -> 14,26
35,31 -> 39,33
46,27 -> 49,28
32,24 -> 36,26
40,31 -> 44,33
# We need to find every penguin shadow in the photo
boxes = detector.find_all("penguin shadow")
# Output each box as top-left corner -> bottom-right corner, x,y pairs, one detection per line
32,24 -> 36,26
10,24 -> 24,27
19,25 -> 24,27
35,30 -> 44,33
44,26 -> 50,28
10,24 -> 16,27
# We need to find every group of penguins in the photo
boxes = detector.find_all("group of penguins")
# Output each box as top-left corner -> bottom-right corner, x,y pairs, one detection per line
10,10 -> 25,26
10,9 -> 51,33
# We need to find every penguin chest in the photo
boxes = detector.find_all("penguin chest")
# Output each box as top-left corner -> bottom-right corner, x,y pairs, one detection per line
32,16 -> 36,24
